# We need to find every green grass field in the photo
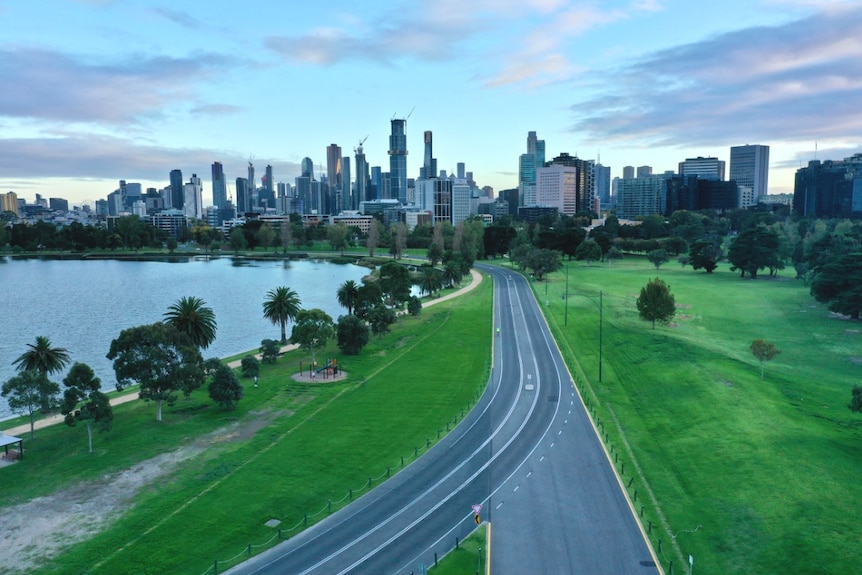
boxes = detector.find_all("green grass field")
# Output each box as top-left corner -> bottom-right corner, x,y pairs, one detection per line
531,256 -> 862,574
2,277 -> 491,575
428,523 -> 487,575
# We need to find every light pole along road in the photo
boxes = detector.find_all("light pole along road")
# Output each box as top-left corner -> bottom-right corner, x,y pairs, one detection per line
227,264 -> 661,575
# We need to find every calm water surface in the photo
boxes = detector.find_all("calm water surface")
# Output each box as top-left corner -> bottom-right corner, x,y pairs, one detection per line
0,256 -> 368,421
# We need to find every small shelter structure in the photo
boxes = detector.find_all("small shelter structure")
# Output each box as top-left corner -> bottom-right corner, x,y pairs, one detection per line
0,433 -> 23,461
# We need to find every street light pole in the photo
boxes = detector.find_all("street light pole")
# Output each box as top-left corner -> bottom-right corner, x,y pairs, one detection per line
599,290 -> 603,382
564,266 -> 569,326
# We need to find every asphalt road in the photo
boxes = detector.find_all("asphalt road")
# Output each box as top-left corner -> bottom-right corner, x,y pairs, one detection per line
225,264 -> 660,575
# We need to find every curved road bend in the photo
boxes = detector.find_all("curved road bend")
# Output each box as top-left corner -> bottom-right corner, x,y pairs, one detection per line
227,264 -> 659,575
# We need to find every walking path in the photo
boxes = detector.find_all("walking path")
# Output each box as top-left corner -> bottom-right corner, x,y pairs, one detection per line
2,269 -> 483,438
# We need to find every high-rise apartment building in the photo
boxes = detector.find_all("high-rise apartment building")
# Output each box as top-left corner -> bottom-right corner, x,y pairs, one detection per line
235,177 -> 249,214
301,157 -> 314,178
170,169 -> 184,210
519,131 -> 546,208
616,175 -> 665,219
341,156 -> 352,212
679,156 -> 725,181
247,162 -> 257,211
212,162 -> 227,209
730,145 -> 769,202
622,166 -> 635,179
636,165 -> 653,178
793,153 -> 862,218
388,119 -> 408,204
355,144 -> 369,204
421,131 -> 437,180
546,153 -> 594,214
183,174 -> 203,219
594,163 -> 611,207
2,191 -> 19,215
457,162 -> 466,180
327,144 -> 342,214
536,164 -> 579,216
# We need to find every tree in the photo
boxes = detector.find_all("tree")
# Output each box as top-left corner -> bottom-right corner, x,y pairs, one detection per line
280,219 -> 293,254
366,220 -> 380,257
390,222 -> 407,259
441,260 -> 461,288
262,286 -> 302,343
163,296 -> 217,350
336,280 -> 361,315
523,248 -> 562,280
241,355 -> 260,379
106,323 -> 205,421
606,246 -> 624,265
166,237 -> 178,253
850,385 -> 862,413
368,303 -> 397,336
750,339 -> 781,380
208,364 -> 243,411
2,371 -> 56,438
61,362 -> 113,453
427,242 -> 443,267
12,335 -> 71,411
354,281 -> 383,321
647,249 -> 670,269
810,253 -> 862,319
327,222 -> 349,255
636,278 -> 676,329
230,226 -> 247,253
727,226 -> 783,278
379,262 -> 412,307
689,238 -> 722,273
575,239 -> 602,265
260,339 -> 280,364
336,314 -> 370,355
407,296 -> 422,316
419,267 -> 443,297
256,223 -> 276,252
290,308 -> 335,366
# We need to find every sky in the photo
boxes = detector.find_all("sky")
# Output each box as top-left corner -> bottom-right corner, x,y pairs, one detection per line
1,0 -> 861,208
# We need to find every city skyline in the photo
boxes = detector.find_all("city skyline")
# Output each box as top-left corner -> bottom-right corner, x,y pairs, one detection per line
1,0 -> 861,206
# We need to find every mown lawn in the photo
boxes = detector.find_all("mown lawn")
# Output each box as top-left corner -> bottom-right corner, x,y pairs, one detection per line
2,275 -> 492,575
533,256 -> 862,574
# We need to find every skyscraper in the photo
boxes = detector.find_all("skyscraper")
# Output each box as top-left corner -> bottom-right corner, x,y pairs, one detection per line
211,162 -> 226,209
183,174 -> 203,219
388,119 -> 408,203
457,162 -> 466,179
594,163 -> 611,207
327,144 -> 342,214
247,162 -> 256,210
341,156 -> 352,212
235,177 -> 248,214
355,143 -> 369,204
636,165 -> 653,178
679,156 -> 725,181
519,131 -> 545,207
730,144 -> 770,202
301,157 -> 314,178
421,131 -> 437,180
170,169 -> 184,210
622,166 -> 635,179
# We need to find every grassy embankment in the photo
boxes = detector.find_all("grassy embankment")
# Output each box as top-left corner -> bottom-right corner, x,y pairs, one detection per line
428,523 -> 488,574
528,256 -> 861,574
2,275 -> 492,575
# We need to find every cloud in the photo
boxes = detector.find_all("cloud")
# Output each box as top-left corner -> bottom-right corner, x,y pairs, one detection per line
189,104 -> 243,116
0,48 -> 235,124
0,134 -> 301,185
151,7 -> 199,29
568,6 -> 862,148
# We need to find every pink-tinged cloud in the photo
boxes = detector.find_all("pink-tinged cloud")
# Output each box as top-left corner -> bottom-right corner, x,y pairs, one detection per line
0,48 -> 235,124
568,6 -> 862,147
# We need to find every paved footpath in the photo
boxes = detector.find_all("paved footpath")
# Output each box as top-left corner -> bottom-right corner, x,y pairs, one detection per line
2,269 -> 482,438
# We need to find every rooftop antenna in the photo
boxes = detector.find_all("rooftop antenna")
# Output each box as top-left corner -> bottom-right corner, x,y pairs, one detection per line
814,141 -> 818,160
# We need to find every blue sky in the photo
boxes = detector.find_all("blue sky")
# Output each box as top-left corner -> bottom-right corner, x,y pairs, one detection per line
1,0 -> 860,207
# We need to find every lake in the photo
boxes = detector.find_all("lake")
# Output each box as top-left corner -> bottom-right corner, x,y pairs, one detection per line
0,255 -> 369,421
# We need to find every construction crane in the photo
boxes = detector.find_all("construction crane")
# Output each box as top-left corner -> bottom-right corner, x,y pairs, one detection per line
355,135 -> 368,155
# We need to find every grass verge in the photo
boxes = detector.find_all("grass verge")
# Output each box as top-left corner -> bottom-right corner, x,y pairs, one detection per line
526,256 -> 862,574
2,275 -> 492,575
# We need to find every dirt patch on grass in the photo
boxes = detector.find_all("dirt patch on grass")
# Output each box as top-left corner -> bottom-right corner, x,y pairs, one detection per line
1,447 -> 202,574
676,314 -> 694,320
845,329 -> 862,335
0,414 -> 278,574
676,303 -> 693,309
849,357 -> 862,365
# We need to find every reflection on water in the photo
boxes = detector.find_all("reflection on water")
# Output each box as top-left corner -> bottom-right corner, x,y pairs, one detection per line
0,256 -> 367,420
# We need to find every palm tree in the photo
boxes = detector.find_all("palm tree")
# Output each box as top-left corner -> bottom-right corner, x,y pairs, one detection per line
13,336 -> 71,376
336,280 -> 361,315
419,268 -> 443,297
163,296 -> 218,349
12,336 -> 71,411
262,286 -> 302,344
